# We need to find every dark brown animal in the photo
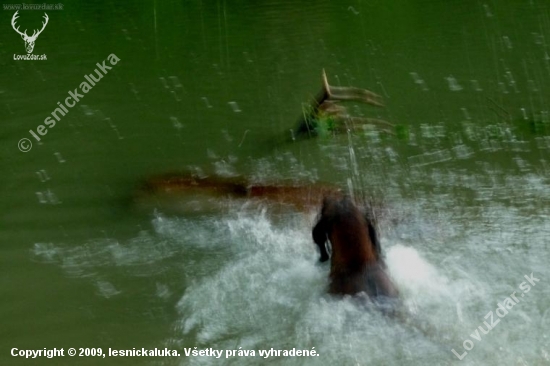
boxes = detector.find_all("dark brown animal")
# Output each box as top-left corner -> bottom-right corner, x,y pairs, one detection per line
312,196 -> 456,345
312,195 -> 399,300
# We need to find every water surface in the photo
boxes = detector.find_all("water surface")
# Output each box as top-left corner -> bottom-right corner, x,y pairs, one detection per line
2,1 -> 550,365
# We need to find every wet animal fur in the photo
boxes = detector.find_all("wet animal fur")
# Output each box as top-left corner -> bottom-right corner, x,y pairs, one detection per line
312,195 -> 398,299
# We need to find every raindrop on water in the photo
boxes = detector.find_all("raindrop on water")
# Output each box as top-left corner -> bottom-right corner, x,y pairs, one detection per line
228,101 -> 241,113
36,169 -> 50,182
54,152 -> 66,163
445,75 -> 463,91
201,97 -> 213,108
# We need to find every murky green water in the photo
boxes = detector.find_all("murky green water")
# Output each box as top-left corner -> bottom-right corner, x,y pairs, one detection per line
2,1 -> 550,365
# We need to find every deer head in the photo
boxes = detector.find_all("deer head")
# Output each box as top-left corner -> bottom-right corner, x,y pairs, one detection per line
11,11 -> 49,54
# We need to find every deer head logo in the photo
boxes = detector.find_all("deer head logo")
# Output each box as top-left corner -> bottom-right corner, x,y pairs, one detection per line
11,11 -> 49,54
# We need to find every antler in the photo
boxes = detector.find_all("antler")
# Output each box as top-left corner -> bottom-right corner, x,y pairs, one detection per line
30,13 -> 49,39
11,11 -> 28,38
11,11 -> 49,40
293,70 -> 392,139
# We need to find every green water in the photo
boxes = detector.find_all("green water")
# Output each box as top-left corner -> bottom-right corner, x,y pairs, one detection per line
2,1 -> 550,365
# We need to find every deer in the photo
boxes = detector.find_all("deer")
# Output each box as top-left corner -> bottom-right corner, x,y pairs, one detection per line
11,11 -> 49,54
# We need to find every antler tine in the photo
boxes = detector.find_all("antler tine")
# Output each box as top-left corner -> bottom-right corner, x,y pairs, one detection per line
34,13 -> 49,37
11,10 -> 19,24
11,10 -> 28,37
321,69 -> 331,97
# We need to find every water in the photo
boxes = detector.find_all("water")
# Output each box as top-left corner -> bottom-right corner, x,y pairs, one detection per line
2,0 -> 550,365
